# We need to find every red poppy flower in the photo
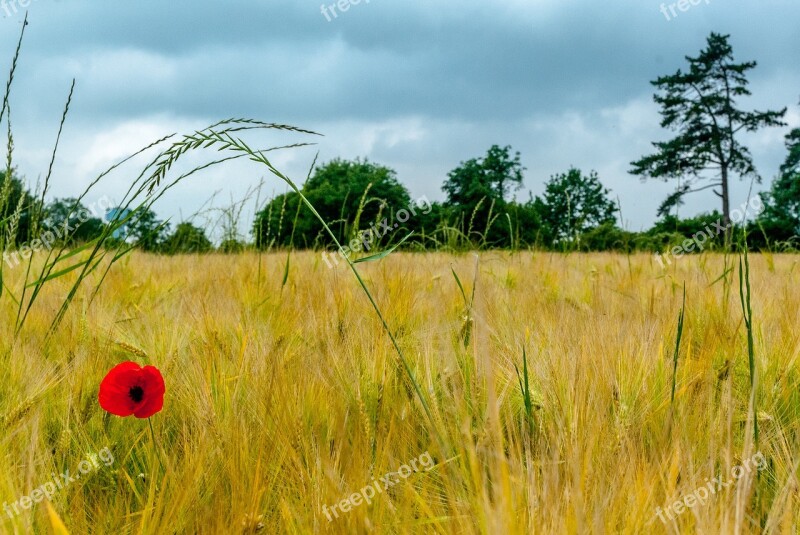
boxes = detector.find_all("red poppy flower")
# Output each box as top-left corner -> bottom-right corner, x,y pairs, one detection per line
99,362 -> 165,418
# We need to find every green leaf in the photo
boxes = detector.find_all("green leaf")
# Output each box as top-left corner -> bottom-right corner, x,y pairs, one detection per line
25,259 -> 90,288
451,267 -> 468,307
352,231 -> 414,264
282,252 -> 290,288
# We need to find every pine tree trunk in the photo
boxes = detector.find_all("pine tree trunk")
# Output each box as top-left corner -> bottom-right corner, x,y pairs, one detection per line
721,167 -> 730,224
721,164 -> 732,243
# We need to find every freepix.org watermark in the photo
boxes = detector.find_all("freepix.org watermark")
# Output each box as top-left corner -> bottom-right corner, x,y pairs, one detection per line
654,451 -> 766,524
322,451 -> 435,522
655,196 -> 763,268
659,0 -> 711,22
2,196 -> 112,270
321,195 -> 431,268
320,0 -> 371,22
3,447 -> 115,519
1,0 -> 39,18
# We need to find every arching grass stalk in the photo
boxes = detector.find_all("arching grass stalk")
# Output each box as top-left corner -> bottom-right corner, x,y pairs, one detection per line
253,146 -> 438,429
145,129 -> 440,438
0,17 -> 331,340
26,129 -> 311,335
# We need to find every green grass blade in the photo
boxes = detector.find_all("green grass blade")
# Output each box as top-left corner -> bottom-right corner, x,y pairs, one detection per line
25,259 -> 90,288
353,231 -> 414,264
670,283 -> 686,406
451,267 -> 468,307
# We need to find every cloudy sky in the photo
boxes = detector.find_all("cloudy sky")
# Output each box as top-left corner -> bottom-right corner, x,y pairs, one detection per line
1,0 -> 798,236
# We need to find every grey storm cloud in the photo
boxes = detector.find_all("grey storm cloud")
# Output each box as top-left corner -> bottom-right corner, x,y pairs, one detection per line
0,0 -> 798,229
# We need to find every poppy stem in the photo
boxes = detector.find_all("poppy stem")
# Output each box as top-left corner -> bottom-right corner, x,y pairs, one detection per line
148,417 -> 166,473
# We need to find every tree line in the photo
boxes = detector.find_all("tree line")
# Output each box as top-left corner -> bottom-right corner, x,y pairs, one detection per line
2,33 -> 798,255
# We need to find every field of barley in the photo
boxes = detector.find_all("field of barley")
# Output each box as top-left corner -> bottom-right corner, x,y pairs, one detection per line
1,251 -> 800,534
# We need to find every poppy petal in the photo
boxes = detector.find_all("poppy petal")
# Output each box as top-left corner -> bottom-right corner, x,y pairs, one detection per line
133,366 -> 165,418
99,361 -> 144,416
141,366 -> 166,396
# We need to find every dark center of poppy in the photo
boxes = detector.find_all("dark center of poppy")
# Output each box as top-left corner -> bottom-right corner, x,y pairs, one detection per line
129,386 -> 144,403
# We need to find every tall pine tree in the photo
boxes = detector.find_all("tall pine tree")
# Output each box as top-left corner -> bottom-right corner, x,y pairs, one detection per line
631,33 -> 786,227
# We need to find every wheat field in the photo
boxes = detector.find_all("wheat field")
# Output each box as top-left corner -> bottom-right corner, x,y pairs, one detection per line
1,251 -> 799,534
